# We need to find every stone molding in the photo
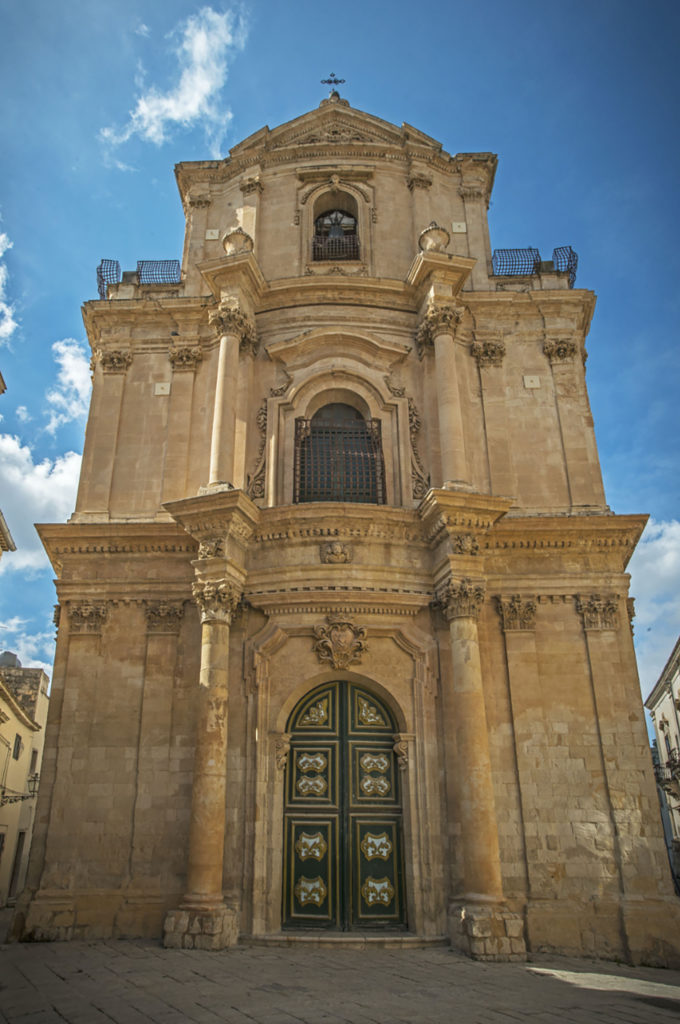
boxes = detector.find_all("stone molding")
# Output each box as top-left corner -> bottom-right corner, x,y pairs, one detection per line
407,173 -> 433,191
471,335 -> 506,367
208,301 -> 257,355
543,338 -> 578,363
458,184 -> 487,204
408,398 -> 430,499
312,614 -> 368,669
98,349 -> 132,373
192,579 -> 241,624
145,600 -> 185,633
576,593 -> 619,631
435,578 -> 486,621
415,302 -> 464,357
495,594 -> 537,632
392,733 -> 412,770
67,603 -> 108,634
169,344 -> 202,371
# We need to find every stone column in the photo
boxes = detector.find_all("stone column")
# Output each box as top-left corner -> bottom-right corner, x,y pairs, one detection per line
206,303 -> 255,489
438,577 -> 526,960
76,349 -> 131,514
417,303 -> 470,489
163,578 -> 241,950
162,343 -> 202,502
471,332 -> 517,498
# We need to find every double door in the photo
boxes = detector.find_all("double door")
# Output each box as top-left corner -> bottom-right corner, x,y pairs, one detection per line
282,680 -> 406,930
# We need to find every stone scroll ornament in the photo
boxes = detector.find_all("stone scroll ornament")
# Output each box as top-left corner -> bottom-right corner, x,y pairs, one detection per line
313,614 -> 367,670
67,603 -> 108,634
576,594 -> 619,631
209,301 -> 257,355
192,579 -> 241,624
145,601 -> 185,633
495,595 -> 537,632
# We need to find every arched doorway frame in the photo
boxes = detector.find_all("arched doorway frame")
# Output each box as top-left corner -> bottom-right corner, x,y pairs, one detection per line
243,616 -> 444,940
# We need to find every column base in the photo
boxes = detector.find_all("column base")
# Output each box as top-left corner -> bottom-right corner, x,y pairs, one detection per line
448,902 -> 526,961
163,903 -> 239,950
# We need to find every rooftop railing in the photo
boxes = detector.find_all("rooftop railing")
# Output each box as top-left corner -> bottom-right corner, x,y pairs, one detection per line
96,259 -> 181,299
492,246 -> 578,288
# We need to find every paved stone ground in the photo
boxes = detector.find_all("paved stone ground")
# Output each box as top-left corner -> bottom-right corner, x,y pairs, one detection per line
2,930 -> 680,1024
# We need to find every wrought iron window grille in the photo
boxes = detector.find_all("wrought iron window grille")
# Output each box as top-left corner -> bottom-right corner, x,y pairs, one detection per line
294,416 -> 386,504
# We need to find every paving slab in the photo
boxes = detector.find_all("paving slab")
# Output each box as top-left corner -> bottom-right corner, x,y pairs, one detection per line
1,940 -> 680,1024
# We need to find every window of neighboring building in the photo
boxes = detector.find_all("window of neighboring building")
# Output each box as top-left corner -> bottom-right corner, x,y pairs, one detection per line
29,749 -> 38,774
294,403 -> 386,504
12,734 -> 22,760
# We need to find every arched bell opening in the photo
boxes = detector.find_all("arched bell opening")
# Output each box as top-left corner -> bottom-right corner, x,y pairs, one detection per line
312,191 -> 359,261
282,680 -> 407,932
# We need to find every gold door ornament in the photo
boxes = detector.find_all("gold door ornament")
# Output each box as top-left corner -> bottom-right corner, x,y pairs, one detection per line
300,698 -> 329,727
297,752 -> 328,772
359,752 -> 389,773
295,832 -> 328,861
361,877 -> 395,907
295,876 -> 327,907
357,696 -> 385,726
296,775 -> 328,797
360,832 -> 393,860
360,775 -> 391,797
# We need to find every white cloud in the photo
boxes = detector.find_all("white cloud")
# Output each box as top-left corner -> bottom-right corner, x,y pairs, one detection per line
100,7 -> 247,159
0,615 -> 54,679
0,231 -> 19,345
135,22 -> 150,37
44,338 -> 91,434
0,435 -> 81,575
16,405 -> 31,423
628,518 -> 680,698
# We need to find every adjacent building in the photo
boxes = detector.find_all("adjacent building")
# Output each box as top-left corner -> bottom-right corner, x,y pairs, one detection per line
646,636 -> 680,887
0,653 -> 49,907
16,92 -> 680,964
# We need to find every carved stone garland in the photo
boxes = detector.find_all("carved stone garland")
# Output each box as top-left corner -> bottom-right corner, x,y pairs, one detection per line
313,614 -> 368,669
408,399 -> 430,499
209,301 -> 257,356
246,401 -> 267,500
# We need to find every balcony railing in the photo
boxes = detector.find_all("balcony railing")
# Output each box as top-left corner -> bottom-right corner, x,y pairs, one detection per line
311,235 -> 360,262
491,245 -> 578,288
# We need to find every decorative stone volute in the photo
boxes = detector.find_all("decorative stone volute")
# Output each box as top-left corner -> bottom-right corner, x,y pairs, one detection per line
192,579 -> 241,624
313,614 -> 367,669
68,603 -> 108,634
145,601 -> 185,633
418,222 -> 450,253
98,349 -> 132,373
471,335 -> 506,367
169,344 -> 202,371
544,338 -> 578,362
435,577 -> 486,621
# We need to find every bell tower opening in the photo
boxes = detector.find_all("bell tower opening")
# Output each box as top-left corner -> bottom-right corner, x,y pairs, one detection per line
312,191 -> 359,261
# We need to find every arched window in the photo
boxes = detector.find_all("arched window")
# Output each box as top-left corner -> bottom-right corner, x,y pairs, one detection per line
294,403 -> 386,504
311,191 -> 360,262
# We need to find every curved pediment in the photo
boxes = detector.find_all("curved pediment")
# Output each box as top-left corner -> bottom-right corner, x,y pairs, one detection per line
267,328 -> 411,373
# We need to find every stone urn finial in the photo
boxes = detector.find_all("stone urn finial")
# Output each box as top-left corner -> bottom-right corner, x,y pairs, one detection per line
418,222 -> 450,253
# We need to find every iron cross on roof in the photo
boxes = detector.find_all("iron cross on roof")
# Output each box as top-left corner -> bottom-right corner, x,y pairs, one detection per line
321,72 -> 345,95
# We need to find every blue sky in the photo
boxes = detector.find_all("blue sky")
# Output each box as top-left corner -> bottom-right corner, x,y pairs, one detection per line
0,0 -> 678,705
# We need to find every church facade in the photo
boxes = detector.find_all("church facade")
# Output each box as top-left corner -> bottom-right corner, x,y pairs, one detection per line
17,93 -> 680,964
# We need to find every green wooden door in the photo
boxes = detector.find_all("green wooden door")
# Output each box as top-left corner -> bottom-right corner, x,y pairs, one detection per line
282,681 -> 406,931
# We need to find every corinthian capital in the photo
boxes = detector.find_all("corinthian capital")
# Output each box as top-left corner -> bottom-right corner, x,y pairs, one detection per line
576,594 -> 619,631
495,595 -> 537,632
209,301 -> 257,355
416,302 -> 464,358
192,579 -> 241,624
435,577 -> 486,621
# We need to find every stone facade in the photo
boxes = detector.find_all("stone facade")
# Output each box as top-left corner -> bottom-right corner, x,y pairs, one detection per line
16,94 -> 680,964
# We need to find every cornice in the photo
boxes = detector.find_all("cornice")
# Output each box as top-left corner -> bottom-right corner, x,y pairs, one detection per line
246,586 -> 431,617
484,512 -> 648,568
418,489 -> 512,547
266,328 -> 410,373
252,503 -> 426,546
0,678 -> 42,732
36,522 -> 198,574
